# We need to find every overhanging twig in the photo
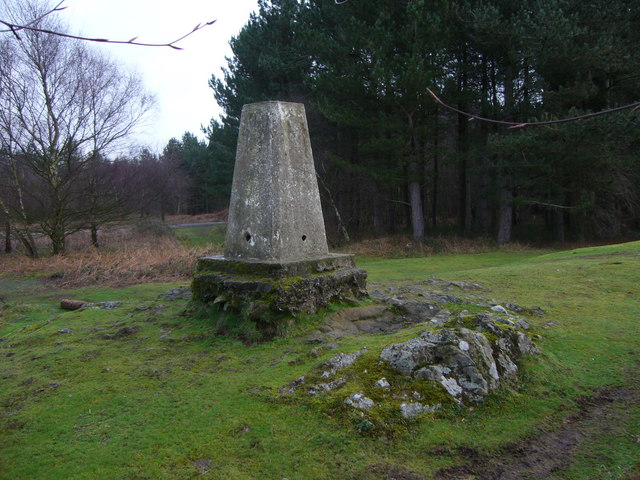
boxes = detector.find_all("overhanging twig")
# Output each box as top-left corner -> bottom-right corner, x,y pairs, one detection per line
426,88 -> 640,129
0,0 -> 216,50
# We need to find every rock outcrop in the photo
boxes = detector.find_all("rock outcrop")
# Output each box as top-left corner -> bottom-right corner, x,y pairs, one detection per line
281,278 -> 543,433
381,313 -> 540,403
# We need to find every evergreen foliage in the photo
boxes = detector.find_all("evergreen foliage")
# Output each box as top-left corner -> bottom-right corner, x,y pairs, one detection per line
207,0 -> 640,243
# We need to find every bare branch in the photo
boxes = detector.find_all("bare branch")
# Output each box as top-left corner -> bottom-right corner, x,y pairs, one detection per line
0,0 -> 216,49
526,201 -> 576,210
0,0 -> 65,36
426,88 -> 640,128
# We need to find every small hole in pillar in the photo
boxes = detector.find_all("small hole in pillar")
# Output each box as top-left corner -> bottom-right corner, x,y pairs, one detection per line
245,233 -> 252,242
301,235 -> 307,241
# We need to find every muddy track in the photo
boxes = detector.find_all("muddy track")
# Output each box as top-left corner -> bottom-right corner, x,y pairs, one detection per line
435,379 -> 640,480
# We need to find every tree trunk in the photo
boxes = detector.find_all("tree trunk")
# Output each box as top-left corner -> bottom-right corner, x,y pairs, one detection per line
475,173 -> 491,235
91,225 -> 99,248
475,55 -> 491,235
317,172 -> 350,243
457,50 -> 471,235
51,224 -> 66,255
497,59 -> 516,246
408,162 -> 425,241
497,188 -> 513,245
17,232 -> 38,258
4,222 -> 11,254
431,106 -> 439,230
372,188 -> 384,238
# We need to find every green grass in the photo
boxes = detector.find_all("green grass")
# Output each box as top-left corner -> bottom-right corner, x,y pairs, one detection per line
175,225 -> 226,249
360,249 -> 546,283
1,242 -> 640,479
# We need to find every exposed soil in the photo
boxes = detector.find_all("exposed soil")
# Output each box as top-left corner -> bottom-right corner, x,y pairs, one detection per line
434,373 -> 640,480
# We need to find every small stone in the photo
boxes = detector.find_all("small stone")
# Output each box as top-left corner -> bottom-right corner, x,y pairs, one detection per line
375,378 -> 390,388
303,333 -> 327,344
307,377 -> 347,395
448,280 -> 483,290
58,328 -> 74,334
400,402 -> 440,419
321,348 -> 366,377
280,376 -> 306,395
458,340 -> 470,351
491,305 -> 508,314
98,301 -> 122,310
516,332 -> 541,355
531,306 -> 545,316
514,318 -> 531,330
504,303 -> 524,313
489,361 -> 499,380
159,286 -> 191,301
429,310 -> 452,327
345,392 -> 375,410
440,376 -> 463,397
192,459 -> 213,474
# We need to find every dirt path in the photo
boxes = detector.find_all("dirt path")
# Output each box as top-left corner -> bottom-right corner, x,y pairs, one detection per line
435,379 -> 640,480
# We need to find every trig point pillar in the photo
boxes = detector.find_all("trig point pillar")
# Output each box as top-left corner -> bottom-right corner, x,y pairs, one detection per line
224,101 -> 329,261
192,101 -> 367,323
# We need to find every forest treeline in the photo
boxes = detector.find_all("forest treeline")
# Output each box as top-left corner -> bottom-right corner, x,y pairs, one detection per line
201,0 -> 640,244
2,0 -> 640,257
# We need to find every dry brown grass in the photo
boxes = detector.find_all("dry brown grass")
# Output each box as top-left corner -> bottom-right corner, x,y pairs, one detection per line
1,223 -> 538,290
0,226 -> 220,289
166,210 -> 228,224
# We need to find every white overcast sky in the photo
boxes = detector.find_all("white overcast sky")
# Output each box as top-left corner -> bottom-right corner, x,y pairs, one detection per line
62,0 -> 258,153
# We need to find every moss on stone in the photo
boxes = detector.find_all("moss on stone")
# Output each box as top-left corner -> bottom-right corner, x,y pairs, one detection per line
287,350 -> 454,437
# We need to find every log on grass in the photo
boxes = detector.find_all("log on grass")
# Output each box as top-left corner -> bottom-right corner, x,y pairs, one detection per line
60,299 -> 90,311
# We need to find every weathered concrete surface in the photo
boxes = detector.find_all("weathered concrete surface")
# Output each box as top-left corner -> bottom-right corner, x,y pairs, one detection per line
224,101 -> 329,261
196,253 -> 356,279
192,261 -> 367,315
193,101 -> 367,327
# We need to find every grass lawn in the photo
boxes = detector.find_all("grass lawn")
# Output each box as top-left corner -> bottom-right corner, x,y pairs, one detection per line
1,242 -> 639,479
174,225 -> 226,249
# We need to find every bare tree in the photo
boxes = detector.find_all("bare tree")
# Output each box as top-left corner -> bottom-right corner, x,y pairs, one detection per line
0,0 -> 154,255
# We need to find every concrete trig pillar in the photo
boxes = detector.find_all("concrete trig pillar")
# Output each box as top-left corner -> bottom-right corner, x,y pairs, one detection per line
225,101 -> 329,261
192,101 -> 367,326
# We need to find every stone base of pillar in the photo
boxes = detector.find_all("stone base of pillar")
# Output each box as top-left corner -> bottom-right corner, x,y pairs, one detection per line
192,254 -> 368,317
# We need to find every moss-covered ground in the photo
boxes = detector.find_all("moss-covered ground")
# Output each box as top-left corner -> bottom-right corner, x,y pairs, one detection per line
1,242 -> 639,479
